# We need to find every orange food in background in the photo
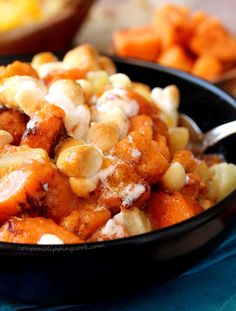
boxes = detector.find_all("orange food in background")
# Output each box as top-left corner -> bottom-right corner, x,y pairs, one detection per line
113,3 -> 236,81
190,17 -> 236,62
192,55 -> 223,79
158,45 -> 193,72
153,4 -> 192,49
113,26 -> 160,62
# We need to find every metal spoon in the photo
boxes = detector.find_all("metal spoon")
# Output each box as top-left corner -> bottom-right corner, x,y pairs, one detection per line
178,113 -> 236,154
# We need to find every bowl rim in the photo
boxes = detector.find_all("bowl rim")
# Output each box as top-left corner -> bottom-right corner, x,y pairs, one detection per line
112,55 -> 236,105
0,57 -> 236,253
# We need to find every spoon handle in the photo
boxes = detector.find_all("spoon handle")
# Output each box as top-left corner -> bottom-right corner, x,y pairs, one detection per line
202,120 -> 236,150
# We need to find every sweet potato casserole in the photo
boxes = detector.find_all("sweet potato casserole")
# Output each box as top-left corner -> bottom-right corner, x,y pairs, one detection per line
0,44 -> 235,244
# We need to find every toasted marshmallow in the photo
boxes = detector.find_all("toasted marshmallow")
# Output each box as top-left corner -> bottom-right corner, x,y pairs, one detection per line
96,88 -> 139,117
45,90 -> 90,139
0,76 -> 47,114
37,61 -> 65,78
37,234 -> 64,245
94,106 -> 130,138
151,85 -> 180,128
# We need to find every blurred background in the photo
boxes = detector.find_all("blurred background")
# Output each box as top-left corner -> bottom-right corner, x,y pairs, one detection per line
78,0 -> 236,96
77,0 -> 236,51
0,0 -> 235,95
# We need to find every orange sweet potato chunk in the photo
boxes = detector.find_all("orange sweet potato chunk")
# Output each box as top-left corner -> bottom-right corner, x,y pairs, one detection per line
129,115 -> 153,140
152,117 -> 169,139
44,165 -> 78,222
189,18 -> 236,62
0,61 -> 39,80
0,168 -> 40,223
97,160 -> 150,213
0,160 -> 77,223
158,45 -> 193,72
113,26 -> 161,62
61,206 -> 111,241
21,103 -> 65,156
90,219 -> 129,242
44,68 -> 87,85
112,4 -> 236,81
181,173 -> 207,200
125,89 -> 159,116
172,150 -> 198,173
153,4 -> 192,49
0,216 -> 82,244
113,131 -> 169,185
129,115 -> 170,162
146,190 -> 203,229
192,55 -> 223,80
130,116 -> 170,161
153,134 -> 171,162
190,11 -> 208,30
0,107 -> 26,145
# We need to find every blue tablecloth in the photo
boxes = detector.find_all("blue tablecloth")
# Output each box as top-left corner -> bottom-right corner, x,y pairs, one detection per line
1,225 -> 236,311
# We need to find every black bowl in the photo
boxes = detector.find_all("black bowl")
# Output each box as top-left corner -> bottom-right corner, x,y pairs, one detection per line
0,57 -> 236,305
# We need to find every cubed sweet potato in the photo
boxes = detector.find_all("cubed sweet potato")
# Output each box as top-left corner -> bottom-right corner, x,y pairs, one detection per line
172,150 -> 198,173
44,68 -> 87,86
113,131 -> 169,184
190,11 -> 208,30
129,115 -> 153,139
181,172 -> 208,200
126,89 -> 158,116
97,159 -> 150,213
0,61 -> 39,80
192,55 -> 223,79
146,190 -> 203,229
0,145 -> 49,177
90,219 -> 129,242
60,205 -> 111,240
152,117 -> 169,139
154,134 -> 171,162
0,216 -> 82,244
158,45 -> 193,72
153,4 -> 192,49
21,103 -> 65,156
0,160 -> 77,223
0,106 -> 26,145
113,26 -> 161,62
189,18 -> 236,62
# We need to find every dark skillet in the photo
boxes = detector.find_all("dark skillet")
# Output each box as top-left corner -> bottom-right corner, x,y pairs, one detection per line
0,56 -> 235,304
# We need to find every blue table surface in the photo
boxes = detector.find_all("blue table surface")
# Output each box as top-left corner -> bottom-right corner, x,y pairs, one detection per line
1,224 -> 236,311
